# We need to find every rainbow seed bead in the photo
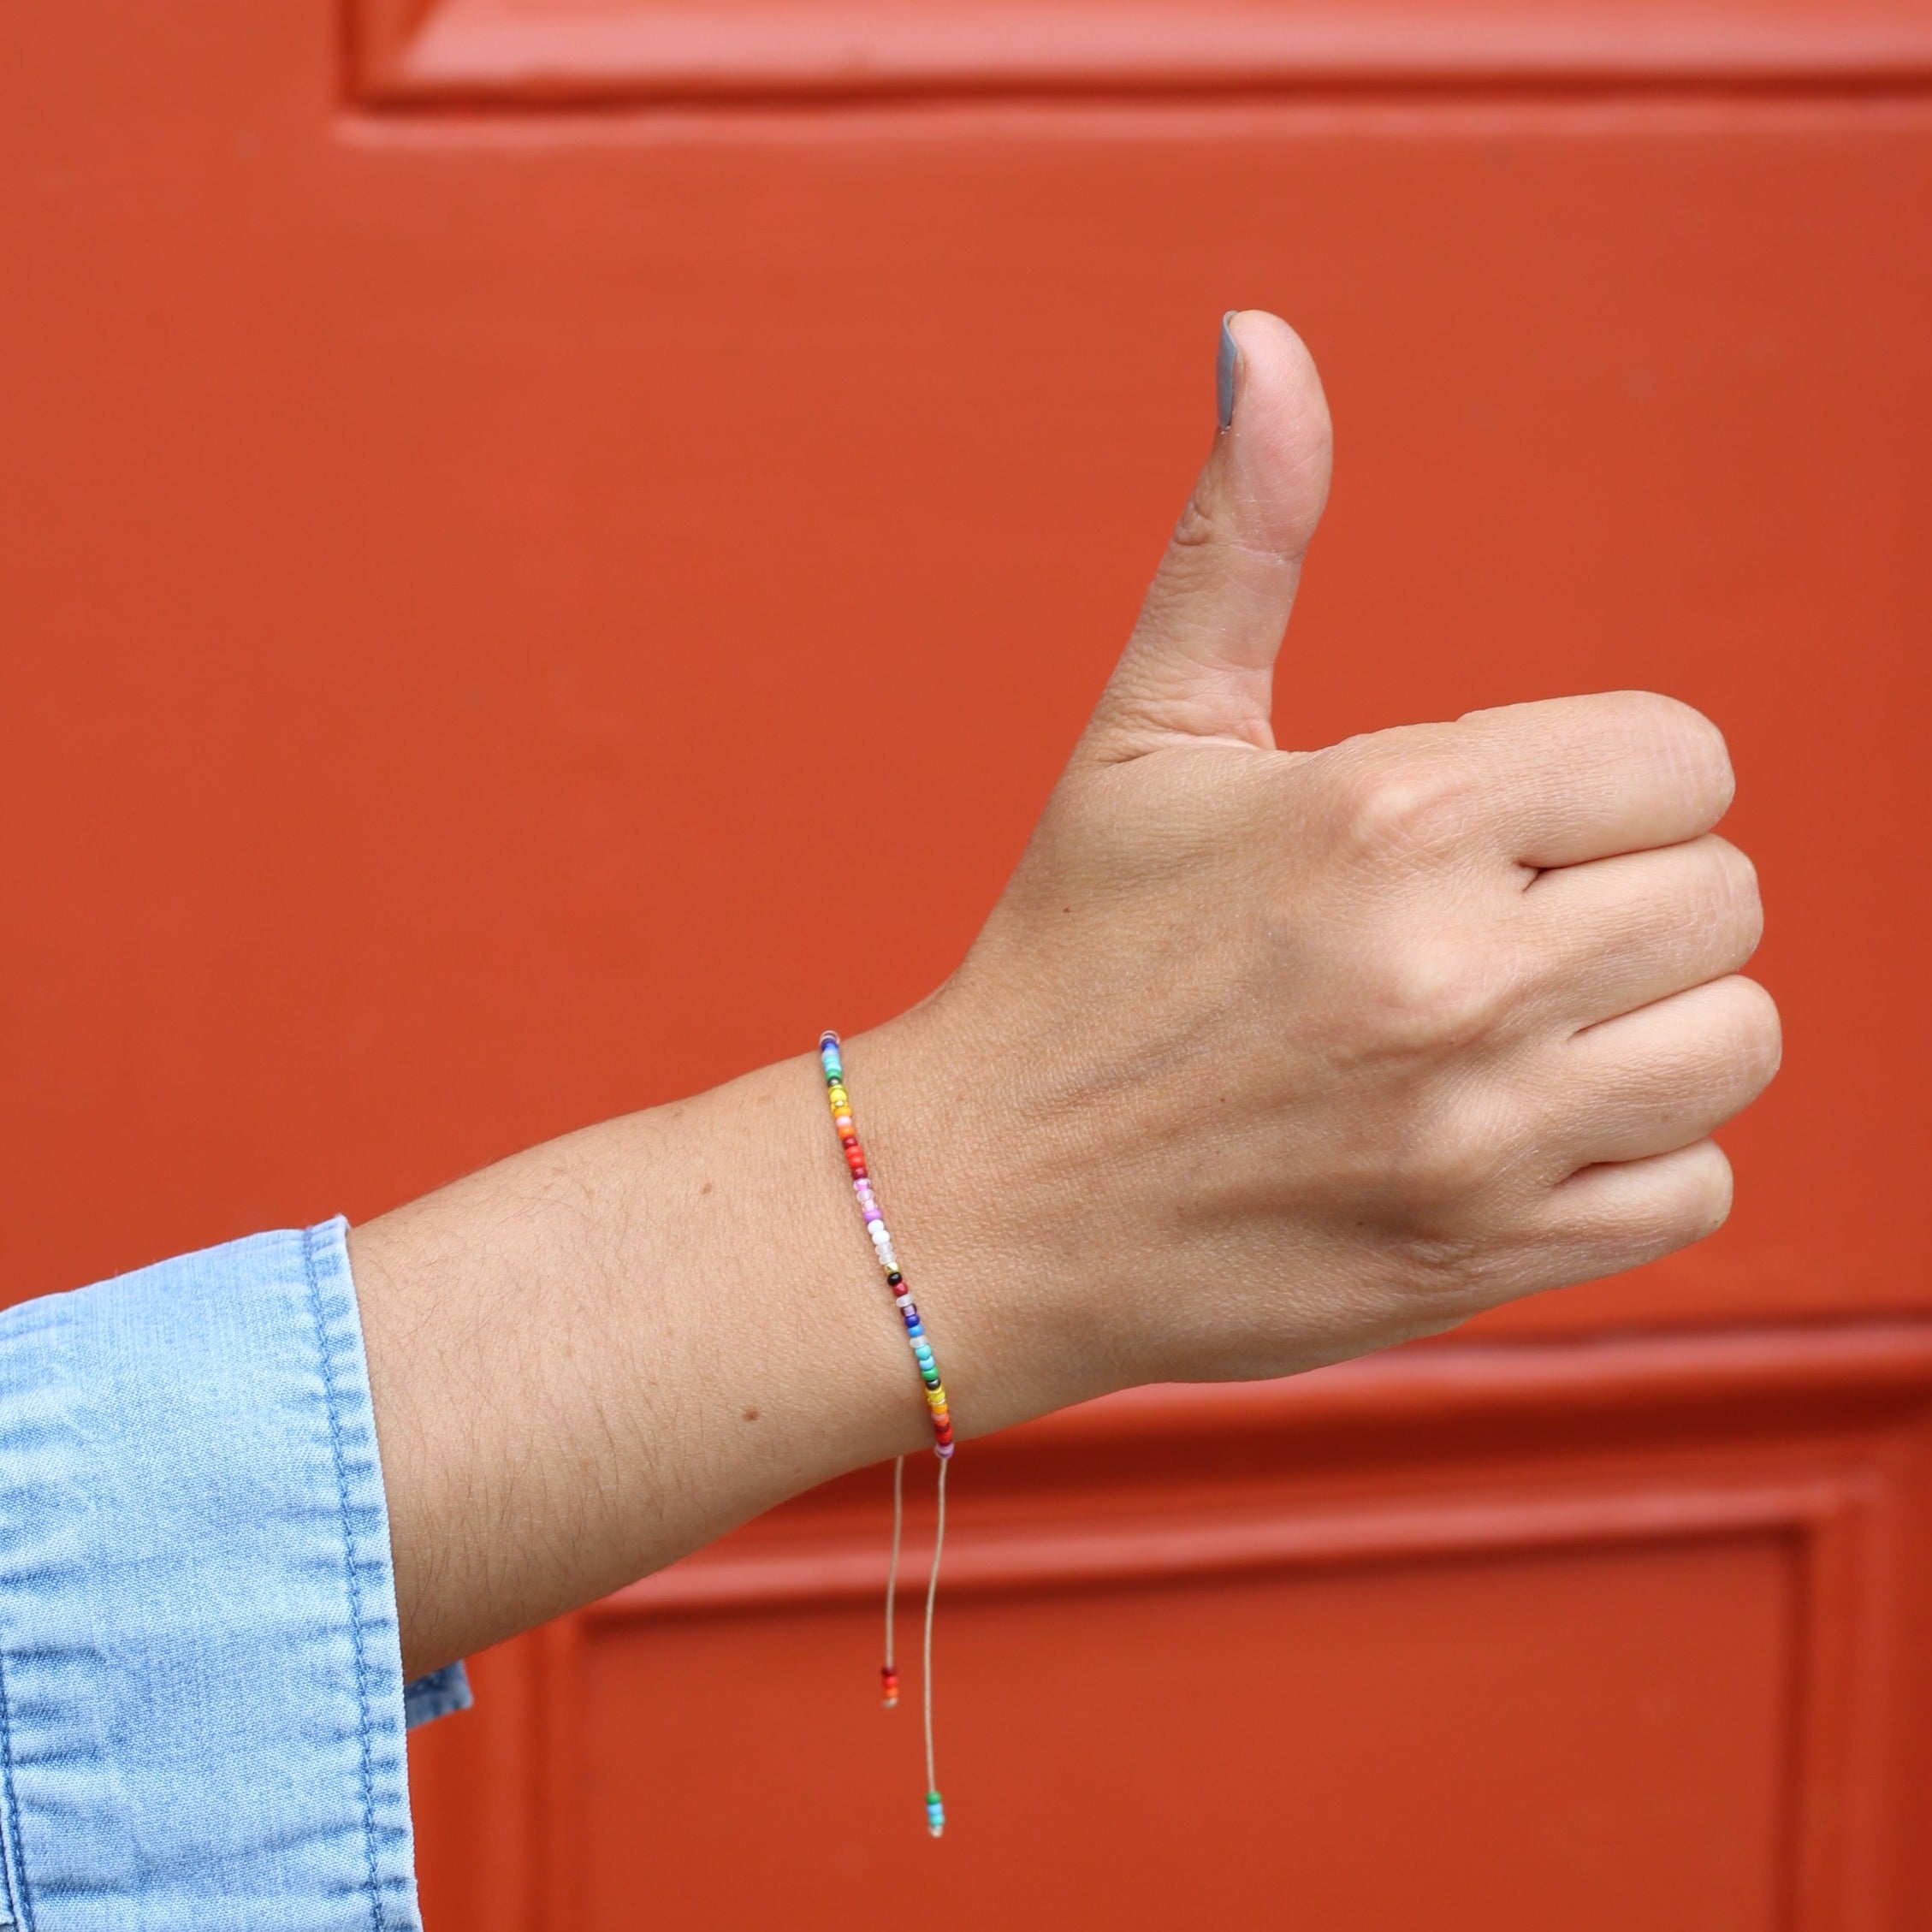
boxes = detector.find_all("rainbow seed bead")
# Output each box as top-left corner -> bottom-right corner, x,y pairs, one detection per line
926,1790 -> 946,1838
819,1033 -> 955,1460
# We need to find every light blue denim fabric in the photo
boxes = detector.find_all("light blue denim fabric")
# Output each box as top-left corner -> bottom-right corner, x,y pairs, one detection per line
0,1218 -> 469,1929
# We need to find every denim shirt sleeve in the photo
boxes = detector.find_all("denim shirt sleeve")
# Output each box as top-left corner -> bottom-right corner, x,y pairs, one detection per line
0,1218 -> 469,1930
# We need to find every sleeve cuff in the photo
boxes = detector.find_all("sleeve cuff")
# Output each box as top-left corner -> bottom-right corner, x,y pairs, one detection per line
0,1218 -> 426,1929
404,1661 -> 472,1729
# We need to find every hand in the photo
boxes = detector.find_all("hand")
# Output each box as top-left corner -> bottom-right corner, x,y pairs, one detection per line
856,311 -> 1779,1420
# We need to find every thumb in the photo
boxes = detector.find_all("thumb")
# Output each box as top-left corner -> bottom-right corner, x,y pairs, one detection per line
1077,311 -> 1333,763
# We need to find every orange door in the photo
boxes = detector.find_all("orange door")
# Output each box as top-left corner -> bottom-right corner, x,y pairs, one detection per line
5,3 -> 1930,1926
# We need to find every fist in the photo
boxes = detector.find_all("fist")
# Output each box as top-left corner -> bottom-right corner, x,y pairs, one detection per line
868,312 -> 1779,1419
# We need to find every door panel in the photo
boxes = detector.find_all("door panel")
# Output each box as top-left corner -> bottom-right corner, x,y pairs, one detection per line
3,5 -> 1928,1926
579,1544 -> 1794,1929
411,1330 -> 1932,1927
348,0 -> 1932,103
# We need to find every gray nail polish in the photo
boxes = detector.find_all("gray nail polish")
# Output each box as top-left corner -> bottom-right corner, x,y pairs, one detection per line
1217,311 -> 1239,430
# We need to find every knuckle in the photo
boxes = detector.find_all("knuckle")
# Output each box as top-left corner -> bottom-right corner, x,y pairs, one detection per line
1166,487 -> 1219,557
1394,1232 -> 1507,1310
1712,835 -> 1763,923
1686,1143 -> 1736,1239
1628,690 -> 1736,820
1691,837 -> 1764,965
1728,975 -> 1783,1086
1396,1095 -> 1522,1207
1329,752 -> 1479,869
1365,936 -> 1515,1056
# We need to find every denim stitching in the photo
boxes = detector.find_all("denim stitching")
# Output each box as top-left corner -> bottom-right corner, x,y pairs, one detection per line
304,1227 -> 386,1932
0,1651 -> 33,1929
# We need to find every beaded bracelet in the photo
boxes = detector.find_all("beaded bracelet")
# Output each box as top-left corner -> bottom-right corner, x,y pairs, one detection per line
818,1030 -> 952,1840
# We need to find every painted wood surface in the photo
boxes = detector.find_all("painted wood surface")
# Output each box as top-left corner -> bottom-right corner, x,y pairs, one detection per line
3,3 -> 1928,1923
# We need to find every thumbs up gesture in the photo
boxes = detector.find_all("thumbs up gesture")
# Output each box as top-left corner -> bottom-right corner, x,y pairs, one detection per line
343,312 -> 1786,1665
868,311 -> 1780,1418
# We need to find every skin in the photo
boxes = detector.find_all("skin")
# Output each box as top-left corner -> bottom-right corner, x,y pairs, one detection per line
351,311 -> 1781,1681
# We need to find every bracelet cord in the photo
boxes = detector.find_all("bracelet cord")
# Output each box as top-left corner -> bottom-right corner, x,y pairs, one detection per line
881,1455 -> 904,1709
819,1031 -> 951,1839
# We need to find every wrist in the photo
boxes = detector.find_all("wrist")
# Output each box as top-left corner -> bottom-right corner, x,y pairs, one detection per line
836,997 -> 1121,1441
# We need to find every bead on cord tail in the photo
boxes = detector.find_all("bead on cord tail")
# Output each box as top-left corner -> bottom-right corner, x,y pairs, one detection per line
819,1030 -> 952,1839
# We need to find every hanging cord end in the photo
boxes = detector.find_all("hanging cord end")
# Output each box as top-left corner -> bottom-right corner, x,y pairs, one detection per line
925,1790 -> 946,1838
880,1665 -> 899,1709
